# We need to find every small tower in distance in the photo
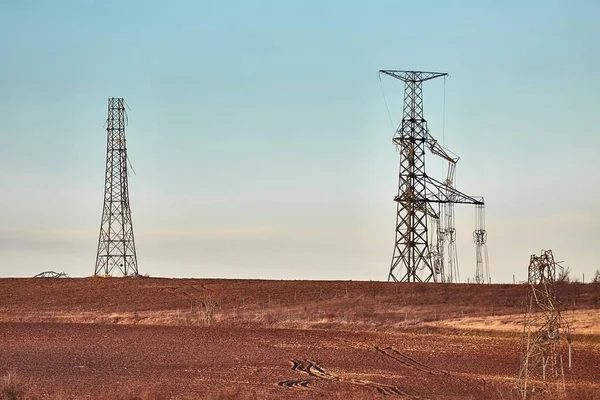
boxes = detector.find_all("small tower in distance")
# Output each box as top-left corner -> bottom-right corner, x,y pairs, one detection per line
94,98 -> 139,277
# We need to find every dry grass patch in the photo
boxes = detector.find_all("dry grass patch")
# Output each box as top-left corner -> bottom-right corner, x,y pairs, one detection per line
0,372 -> 32,400
424,309 -> 600,336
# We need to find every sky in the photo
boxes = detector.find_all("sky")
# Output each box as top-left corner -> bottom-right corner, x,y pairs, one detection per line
0,0 -> 598,282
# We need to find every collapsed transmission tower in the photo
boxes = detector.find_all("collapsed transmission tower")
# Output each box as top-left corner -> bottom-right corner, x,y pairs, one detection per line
380,70 -> 488,283
33,271 -> 68,278
94,98 -> 139,277
517,249 -> 572,399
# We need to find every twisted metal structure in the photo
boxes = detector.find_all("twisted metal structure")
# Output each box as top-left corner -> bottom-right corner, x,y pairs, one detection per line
441,158 -> 460,282
516,249 -> 571,399
94,98 -> 139,277
380,70 -> 488,283
33,271 -> 68,278
474,203 -> 489,283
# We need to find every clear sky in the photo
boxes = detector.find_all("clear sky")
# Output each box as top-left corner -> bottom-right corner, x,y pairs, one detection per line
0,0 -> 598,282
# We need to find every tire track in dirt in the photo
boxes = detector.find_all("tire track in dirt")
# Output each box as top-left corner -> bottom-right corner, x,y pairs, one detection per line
334,338 -> 448,376
279,359 -> 418,397
376,347 -> 449,376
277,379 -> 312,389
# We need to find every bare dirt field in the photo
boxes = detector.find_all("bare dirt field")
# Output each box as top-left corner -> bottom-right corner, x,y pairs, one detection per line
0,278 -> 599,399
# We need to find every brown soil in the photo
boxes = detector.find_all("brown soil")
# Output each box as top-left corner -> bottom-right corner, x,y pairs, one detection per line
0,278 -> 598,399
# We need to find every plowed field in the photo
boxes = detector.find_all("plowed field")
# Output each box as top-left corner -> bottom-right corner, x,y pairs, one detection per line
0,278 -> 598,399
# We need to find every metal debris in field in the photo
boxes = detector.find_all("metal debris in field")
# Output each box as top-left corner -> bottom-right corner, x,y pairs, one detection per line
33,271 -> 68,278
516,249 -> 572,399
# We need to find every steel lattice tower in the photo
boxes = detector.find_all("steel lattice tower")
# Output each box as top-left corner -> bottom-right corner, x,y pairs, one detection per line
517,249 -> 571,399
380,70 -> 487,283
94,98 -> 139,276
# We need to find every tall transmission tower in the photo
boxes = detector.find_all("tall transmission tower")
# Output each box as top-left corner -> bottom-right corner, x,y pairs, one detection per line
380,70 -> 488,283
94,98 -> 139,277
517,249 -> 572,399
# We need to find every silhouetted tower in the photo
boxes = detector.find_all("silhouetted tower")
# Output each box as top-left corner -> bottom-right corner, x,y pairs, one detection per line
380,70 -> 487,283
94,98 -> 139,276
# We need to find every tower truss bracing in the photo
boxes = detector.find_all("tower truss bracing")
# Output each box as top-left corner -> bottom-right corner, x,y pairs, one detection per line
94,98 -> 139,277
516,249 -> 571,399
380,70 -> 488,283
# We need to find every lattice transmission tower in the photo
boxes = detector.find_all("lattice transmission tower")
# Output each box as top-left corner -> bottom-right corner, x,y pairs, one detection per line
94,98 -> 139,277
380,70 -> 488,283
516,249 -> 572,399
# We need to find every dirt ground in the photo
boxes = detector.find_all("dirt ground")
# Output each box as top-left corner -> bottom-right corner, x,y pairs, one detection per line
0,278 -> 598,399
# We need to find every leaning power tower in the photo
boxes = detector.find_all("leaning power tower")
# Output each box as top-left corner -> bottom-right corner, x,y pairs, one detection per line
380,70 -> 488,283
94,98 -> 139,277
516,250 -> 571,399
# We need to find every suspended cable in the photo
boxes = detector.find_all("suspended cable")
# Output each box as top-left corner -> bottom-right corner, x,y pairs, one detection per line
378,73 -> 395,137
441,75 -> 447,179
123,99 -> 134,175
124,100 -> 131,126
127,155 -> 137,176
442,75 -> 446,147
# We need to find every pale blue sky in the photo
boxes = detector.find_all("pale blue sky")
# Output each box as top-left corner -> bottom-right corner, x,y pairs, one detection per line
0,0 -> 598,282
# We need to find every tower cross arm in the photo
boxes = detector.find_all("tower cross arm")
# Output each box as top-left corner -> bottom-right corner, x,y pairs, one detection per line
379,70 -> 448,83
422,176 -> 484,205
425,134 -> 459,165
